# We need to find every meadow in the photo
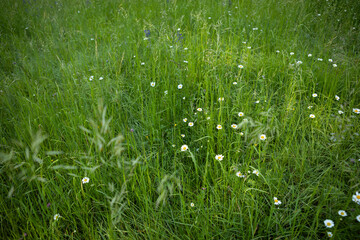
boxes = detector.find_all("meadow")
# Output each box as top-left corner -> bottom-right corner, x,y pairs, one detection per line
1,0 -> 360,239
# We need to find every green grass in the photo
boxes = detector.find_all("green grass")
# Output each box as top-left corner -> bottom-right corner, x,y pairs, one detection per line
1,0 -> 360,239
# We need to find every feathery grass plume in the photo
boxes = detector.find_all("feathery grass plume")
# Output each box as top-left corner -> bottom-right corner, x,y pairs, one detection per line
156,172 -> 182,208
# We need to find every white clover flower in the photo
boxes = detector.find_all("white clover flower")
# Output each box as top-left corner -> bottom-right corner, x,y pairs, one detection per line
236,172 -> 244,178
312,93 -> 318,97
328,59 -> 333,62
150,82 -> 156,87
231,124 -> 237,129
308,54 -> 312,57
197,108 -> 202,112
238,65 -> 244,69
188,122 -> 194,127
252,169 -> 259,176
215,154 -> 224,161
356,215 -> 360,222
259,134 -> 266,141
54,214 -> 61,221
338,110 -> 344,114
324,219 -> 334,228
290,52 -> 294,55
309,114 -> 315,118
327,232 -> 333,238
181,145 -> 188,151
338,210 -> 347,217
216,125 -> 222,130
335,95 -> 340,101
190,202 -> 195,207
89,76 -> 94,81
353,108 -> 360,114
238,112 -> 244,117
333,64 -> 337,68
274,197 -> 282,205
82,177 -> 90,184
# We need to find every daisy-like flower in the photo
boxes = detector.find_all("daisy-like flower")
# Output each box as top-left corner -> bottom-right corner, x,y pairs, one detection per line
184,48 -> 188,50
207,117 -> 210,120
247,46 -> 251,49
335,95 -> 340,101
312,93 -> 318,97
89,76 -> 94,81
54,214 -> 61,221
296,61 -> 303,65
215,154 -> 224,161
328,59 -> 333,62
308,53 -> 312,57
231,124 -> 238,129
181,145 -> 188,151
178,84 -> 183,89
190,202 -> 195,207
290,52 -> 294,55
99,77 -> 103,80
327,232 -> 333,238
183,60 -> 188,63
238,112 -> 244,117
308,106 -> 313,109
309,114 -> 315,118
252,169 -> 259,176
188,122 -> 194,127
333,64 -> 337,67
276,50 -> 280,53
216,125 -> 222,130
255,100 -> 260,104
218,97 -> 224,101
183,118 -> 188,122
238,65 -> 244,69
352,191 -> 360,203
338,210 -> 347,217
259,134 -> 266,141
181,134 -> 185,138
274,197 -> 282,205
240,132 -> 244,136
353,108 -> 360,114
324,219 -> 334,228
141,62 -> 145,65
356,215 -> 360,222
233,82 -> 238,85
164,90 -> 168,95
82,177 -> 90,184
197,108 -> 202,112
236,171 -> 244,178
150,82 -> 156,87
338,110 -> 344,114
317,58 -> 323,61
182,97 -> 186,100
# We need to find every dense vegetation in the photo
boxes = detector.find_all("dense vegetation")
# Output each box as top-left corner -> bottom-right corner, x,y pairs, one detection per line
1,0 -> 360,239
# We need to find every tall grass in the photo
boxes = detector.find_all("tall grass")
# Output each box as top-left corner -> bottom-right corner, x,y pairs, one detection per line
1,0 -> 360,239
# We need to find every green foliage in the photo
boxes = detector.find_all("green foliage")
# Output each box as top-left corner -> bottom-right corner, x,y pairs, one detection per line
1,0 -> 360,239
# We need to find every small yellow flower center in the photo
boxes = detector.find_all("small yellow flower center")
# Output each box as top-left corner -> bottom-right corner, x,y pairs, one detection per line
341,212 -> 344,215
275,199 -> 278,203
356,195 -> 360,199
327,222 -> 331,226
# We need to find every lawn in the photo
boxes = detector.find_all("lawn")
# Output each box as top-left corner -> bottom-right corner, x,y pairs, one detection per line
1,0 -> 360,239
